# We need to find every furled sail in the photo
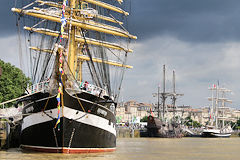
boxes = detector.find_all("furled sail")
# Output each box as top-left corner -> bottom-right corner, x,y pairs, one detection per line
13,0 -> 136,102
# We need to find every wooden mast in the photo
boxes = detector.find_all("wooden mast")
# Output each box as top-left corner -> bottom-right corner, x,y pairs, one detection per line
23,27 -> 132,52
68,0 -> 76,77
12,0 -> 137,81
11,8 -> 136,39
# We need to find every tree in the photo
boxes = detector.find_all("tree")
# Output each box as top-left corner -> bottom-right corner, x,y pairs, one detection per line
231,118 -> 240,130
184,116 -> 202,128
140,116 -> 148,122
0,60 -> 30,108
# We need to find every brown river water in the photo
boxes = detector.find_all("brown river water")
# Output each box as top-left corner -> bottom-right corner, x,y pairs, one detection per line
0,138 -> 240,160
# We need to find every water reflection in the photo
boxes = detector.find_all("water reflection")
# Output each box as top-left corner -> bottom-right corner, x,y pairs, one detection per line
1,138 -> 240,160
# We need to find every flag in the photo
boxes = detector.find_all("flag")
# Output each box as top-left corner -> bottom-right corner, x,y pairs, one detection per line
150,108 -> 154,117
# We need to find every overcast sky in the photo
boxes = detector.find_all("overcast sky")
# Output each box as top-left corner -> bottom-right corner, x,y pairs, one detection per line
1,0 -> 240,108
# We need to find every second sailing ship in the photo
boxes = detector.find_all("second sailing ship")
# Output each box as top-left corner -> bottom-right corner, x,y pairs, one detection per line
202,84 -> 233,137
146,65 -> 184,138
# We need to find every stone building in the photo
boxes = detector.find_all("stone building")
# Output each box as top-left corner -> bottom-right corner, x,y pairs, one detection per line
116,100 -> 240,125
116,100 -> 152,123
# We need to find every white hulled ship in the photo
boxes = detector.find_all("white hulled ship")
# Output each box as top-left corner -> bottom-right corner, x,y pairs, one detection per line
202,84 -> 233,138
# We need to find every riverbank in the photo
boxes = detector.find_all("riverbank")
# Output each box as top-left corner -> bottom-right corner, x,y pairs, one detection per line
116,127 -> 240,138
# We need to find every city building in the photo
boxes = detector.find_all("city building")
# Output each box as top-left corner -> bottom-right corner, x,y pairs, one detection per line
116,100 -> 240,126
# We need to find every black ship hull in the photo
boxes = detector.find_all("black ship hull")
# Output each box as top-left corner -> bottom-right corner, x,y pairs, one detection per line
20,90 -> 116,153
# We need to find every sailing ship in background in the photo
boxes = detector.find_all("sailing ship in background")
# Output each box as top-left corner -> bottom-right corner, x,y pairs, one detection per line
201,84 -> 233,137
146,65 -> 184,138
11,0 -> 136,153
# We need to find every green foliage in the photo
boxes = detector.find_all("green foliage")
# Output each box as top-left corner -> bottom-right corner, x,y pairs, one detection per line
140,116 -> 148,122
231,118 -> 240,130
236,126 -> 240,130
0,60 -> 30,108
184,116 -> 202,128
236,118 -> 240,127
116,116 -> 123,123
192,121 -> 202,128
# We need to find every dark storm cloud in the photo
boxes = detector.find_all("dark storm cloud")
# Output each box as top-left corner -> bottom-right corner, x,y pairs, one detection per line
3,0 -> 240,42
0,1 -> 17,37
128,0 -> 240,42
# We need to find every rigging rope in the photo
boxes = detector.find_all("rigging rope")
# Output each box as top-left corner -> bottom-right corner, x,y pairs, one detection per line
16,15 -> 24,71
81,29 -> 101,87
61,53 -> 87,113
15,0 -> 132,113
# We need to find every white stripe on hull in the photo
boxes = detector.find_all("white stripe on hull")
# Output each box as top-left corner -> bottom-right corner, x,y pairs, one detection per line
22,108 -> 60,131
212,133 -> 231,137
22,106 -> 116,136
202,128 -> 232,137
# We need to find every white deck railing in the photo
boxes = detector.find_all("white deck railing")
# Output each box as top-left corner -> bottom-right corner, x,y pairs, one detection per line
0,80 -> 109,109
27,80 -> 108,98
27,80 -> 50,94
77,81 -> 108,99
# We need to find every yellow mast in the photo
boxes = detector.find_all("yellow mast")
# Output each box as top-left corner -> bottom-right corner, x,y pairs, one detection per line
29,47 -> 52,53
77,44 -> 84,82
81,0 -> 129,16
11,8 -> 137,39
12,0 -> 137,82
78,55 -> 133,69
36,0 -> 129,16
36,0 -> 124,25
29,46 -> 133,68
24,27 -> 133,52
68,0 -> 76,77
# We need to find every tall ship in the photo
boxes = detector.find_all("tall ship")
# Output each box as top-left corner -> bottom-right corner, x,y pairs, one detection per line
11,0 -> 136,153
201,84 -> 233,137
146,65 -> 183,138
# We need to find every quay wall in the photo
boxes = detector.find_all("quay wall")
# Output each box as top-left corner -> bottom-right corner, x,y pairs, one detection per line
116,128 -> 141,138
0,121 -> 10,149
